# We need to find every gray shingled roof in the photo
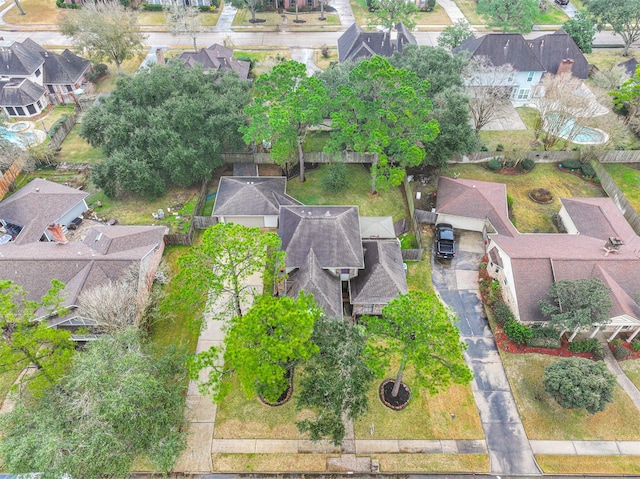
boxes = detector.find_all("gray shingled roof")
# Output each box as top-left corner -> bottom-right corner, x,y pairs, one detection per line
454,33 -> 546,72
42,49 -> 90,85
527,30 -> 589,80
360,216 -> 396,239
337,23 -> 417,63
287,249 -> 343,318
0,178 -> 88,244
0,78 -> 45,106
213,176 -> 291,216
178,44 -> 250,80
0,38 -> 45,77
350,239 -> 407,305
618,57 -> 639,76
279,205 -> 364,269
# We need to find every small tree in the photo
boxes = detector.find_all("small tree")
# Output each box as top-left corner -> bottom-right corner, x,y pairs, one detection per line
175,223 -> 282,321
363,291 -> 473,399
230,0 -> 264,23
610,65 -> 640,123
317,0 -> 330,20
587,0 -> 640,56
539,278 -> 613,335
437,19 -> 473,50
192,293 -> 321,403
167,5 -> 205,53
563,11 -> 597,54
367,0 -> 418,30
477,0 -> 538,33
296,317 -> 377,445
543,357 -> 616,414
59,1 -> 146,75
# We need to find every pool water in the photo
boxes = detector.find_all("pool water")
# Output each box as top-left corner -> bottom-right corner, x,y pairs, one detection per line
545,113 -> 608,145
0,125 -> 36,147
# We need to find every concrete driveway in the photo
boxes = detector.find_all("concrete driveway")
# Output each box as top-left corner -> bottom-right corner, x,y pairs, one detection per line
431,230 -> 540,475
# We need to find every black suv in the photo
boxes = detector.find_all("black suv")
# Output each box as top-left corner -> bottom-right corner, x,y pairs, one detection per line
435,223 -> 456,259
555,0 -> 569,6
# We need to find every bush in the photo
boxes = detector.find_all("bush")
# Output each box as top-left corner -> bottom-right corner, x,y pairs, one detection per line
493,301 -> 513,325
580,163 -> 596,178
613,344 -> 630,360
592,346 -> 605,361
560,159 -> 581,170
86,63 -> 109,84
632,340 -> 640,352
568,337 -> 601,354
480,145 -> 488,151
56,0 -> 81,8
543,357 -> 616,414
551,212 -> 567,233
321,45 -> 330,58
320,162 -> 348,192
504,318 -> 533,345
530,325 -> 558,339
526,336 -> 561,348
496,144 -> 504,152
506,194 -> 514,210
487,159 -> 502,171
143,3 -> 163,10
522,158 -> 535,171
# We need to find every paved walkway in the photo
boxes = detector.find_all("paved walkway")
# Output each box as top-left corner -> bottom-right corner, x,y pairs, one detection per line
213,3 -> 237,33
432,231 -> 540,475
436,0 -> 466,24
330,0 -> 356,31
290,47 -> 321,76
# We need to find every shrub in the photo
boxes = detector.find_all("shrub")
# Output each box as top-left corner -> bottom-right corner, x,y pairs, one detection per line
526,336 -> 561,348
592,346 -> 605,361
610,338 -> 623,347
487,159 -> 502,171
580,163 -> 596,178
320,162 -> 348,192
506,194 -> 514,210
568,338 -> 601,354
86,63 -> 108,83
543,357 -> 616,414
321,45 -> 330,58
522,158 -> 535,171
551,212 -> 567,233
143,3 -> 163,10
503,318 -> 533,345
632,340 -> 640,352
480,145 -> 488,151
56,0 -> 81,8
493,301 -> 513,325
496,144 -> 504,152
530,325 -> 558,339
613,344 -> 630,360
560,159 -> 581,170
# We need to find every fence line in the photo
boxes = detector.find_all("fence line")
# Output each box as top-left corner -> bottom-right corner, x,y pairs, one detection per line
164,179 -> 210,246
0,159 -> 23,201
591,160 -> 640,236
48,115 -> 76,151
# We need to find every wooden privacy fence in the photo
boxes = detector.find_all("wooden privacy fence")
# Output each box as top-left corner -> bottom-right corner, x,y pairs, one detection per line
401,176 -> 424,261
48,115 -> 76,150
0,159 -> 23,201
591,160 -> 640,236
222,151 -> 375,164
164,179 -> 210,246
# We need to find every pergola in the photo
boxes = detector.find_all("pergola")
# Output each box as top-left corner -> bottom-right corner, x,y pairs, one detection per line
587,314 -> 640,343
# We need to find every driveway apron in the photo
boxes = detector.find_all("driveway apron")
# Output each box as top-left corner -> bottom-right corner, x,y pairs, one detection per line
431,231 -> 540,475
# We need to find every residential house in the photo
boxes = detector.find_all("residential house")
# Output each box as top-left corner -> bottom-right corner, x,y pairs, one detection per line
0,178 -> 168,339
436,176 -> 640,341
0,38 -> 91,117
618,57 -> 638,77
122,0 -> 212,6
337,23 -> 416,63
177,44 -> 251,81
453,30 -> 589,103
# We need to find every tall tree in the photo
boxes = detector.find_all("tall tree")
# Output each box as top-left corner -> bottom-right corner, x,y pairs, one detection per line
192,293 -> 321,403
367,0 -> 418,30
326,56 -> 439,194
175,222 -> 282,321
0,280 -> 74,397
317,0 -> 330,20
81,63 -> 250,198
437,19 -> 473,50
610,65 -> 640,123
59,1 -> 146,75
230,0 -> 264,23
587,0 -> 640,56
296,318 -> 378,446
363,291 -> 473,398
167,5 -> 206,53
477,0 -> 538,33
0,328 -> 188,478
241,60 -> 328,182
563,11 -> 597,54
539,278 -> 613,334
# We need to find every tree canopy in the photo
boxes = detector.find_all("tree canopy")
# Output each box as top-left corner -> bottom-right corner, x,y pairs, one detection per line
477,0 -> 538,33
543,357 -> 616,414
326,56 -> 439,193
175,222 -> 282,321
363,291 -> 473,397
240,60 -> 328,181
230,0 -> 264,22
367,0 -> 418,30
437,19 -> 473,50
192,293 -> 321,403
563,11 -> 597,54
0,328 -> 188,478
81,62 -> 250,198
296,317 -> 377,445
587,0 -> 640,56
59,1 -> 146,74
610,65 -> 640,123
539,278 -> 613,332
167,5 -> 205,54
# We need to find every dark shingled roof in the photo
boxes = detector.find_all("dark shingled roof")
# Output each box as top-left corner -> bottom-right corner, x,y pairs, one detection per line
618,57 -> 639,76
279,205 -> 364,269
213,177 -> 300,217
287,249 -> 343,318
0,78 -> 45,106
42,49 -> 91,85
178,44 -> 250,80
526,30 -> 589,80
350,239 -> 408,305
454,33 -> 546,72
337,23 -> 417,63
0,178 -> 88,244
0,38 -> 45,77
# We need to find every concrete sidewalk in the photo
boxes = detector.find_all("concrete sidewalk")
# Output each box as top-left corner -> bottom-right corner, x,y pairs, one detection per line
602,342 -> 640,413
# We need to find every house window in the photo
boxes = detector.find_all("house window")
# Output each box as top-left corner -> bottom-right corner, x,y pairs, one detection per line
35,68 -> 41,77
47,85 -> 55,94
306,0 -> 313,5
15,106 -> 25,116
517,89 -> 530,100
36,100 -> 42,109
66,85 -> 73,92
363,304 -> 374,314
527,71 -> 535,82
6,106 -> 15,116
26,104 -> 36,115
507,73 -> 514,83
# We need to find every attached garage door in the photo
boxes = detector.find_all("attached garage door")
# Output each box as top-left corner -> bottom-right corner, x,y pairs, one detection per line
226,216 -> 265,227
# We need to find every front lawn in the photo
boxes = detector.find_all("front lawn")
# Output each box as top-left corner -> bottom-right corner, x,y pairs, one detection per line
232,9 -> 340,27
602,163 -> 640,214
373,454 -> 489,473
439,163 -> 606,233
620,358 -> 640,390
213,453 -> 337,472
500,352 -> 640,440
537,455 -> 640,475
4,0 -> 60,24
452,0 -> 568,26
286,164 -> 408,222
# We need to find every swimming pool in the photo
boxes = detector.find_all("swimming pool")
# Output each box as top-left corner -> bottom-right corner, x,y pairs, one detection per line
545,113 -> 609,145
0,125 -> 37,147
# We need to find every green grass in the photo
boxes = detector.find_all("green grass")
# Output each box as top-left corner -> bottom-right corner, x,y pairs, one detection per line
500,352 -> 640,440
399,232 -> 418,249
285,164 -> 407,222
374,454 -> 489,473
537,455 -> 640,475
0,369 -> 22,405
453,0 -> 484,25
453,0 -> 567,27
302,131 -> 330,152
439,163 -> 606,233
602,163 -> 640,214
414,5 -> 452,26
516,106 -> 540,130
233,9 -> 339,27
58,127 -> 105,164
213,453 -> 337,472
349,0 -> 370,26
42,106 -> 76,131
584,49 -> 638,71
620,358 -> 640,390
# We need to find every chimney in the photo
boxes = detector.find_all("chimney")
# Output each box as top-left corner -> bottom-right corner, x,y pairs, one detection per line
390,27 -> 398,50
557,58 -> 574,76
47,224 -> 68,244
156,48 -> 165,66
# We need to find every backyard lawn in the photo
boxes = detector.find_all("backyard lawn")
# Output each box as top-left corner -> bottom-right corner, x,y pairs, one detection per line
602,163 -> 640,214
285,164 -> 408,222
58,127 -> 105,164
438,163 -> 606,233
501,352 -> 640,441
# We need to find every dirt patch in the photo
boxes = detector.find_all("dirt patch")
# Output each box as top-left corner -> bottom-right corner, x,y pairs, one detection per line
258,163 -> 283,176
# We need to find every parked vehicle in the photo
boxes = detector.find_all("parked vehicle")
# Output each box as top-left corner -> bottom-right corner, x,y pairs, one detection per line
435,223 -> 456,259
555,0 -> 569,6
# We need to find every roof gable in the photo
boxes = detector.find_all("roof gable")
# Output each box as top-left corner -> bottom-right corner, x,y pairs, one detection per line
527,30 -> 589,80
337,22 -> 417,62
213,176 -> 288,216
454,33 -> 546,72
42,49 -> 91,85
350,239 -> 408,304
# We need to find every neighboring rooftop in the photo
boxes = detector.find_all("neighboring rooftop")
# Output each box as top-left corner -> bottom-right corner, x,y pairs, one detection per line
178,44 -> 251,80
213,176 -> 300,217
337,23 -> 416,63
